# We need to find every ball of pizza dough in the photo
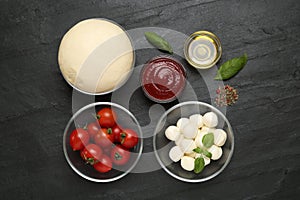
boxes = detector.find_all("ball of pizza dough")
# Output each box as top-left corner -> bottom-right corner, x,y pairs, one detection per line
58,18 -> 134,94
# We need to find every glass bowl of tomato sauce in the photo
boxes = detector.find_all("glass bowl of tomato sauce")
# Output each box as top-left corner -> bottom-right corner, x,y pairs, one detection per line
63,102 -> 143,182
141,56 -> 187,103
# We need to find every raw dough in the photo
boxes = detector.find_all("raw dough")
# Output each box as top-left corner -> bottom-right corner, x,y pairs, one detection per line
58,18 -> 134,93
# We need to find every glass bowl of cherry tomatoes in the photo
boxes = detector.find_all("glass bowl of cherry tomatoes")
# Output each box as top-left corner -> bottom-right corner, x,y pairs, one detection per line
63,102 -> 143,182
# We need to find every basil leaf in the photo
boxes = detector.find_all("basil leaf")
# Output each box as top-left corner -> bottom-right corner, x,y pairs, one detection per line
193,147 -> 203,154
215,53 -> 248,80
194,157 -> 205,174
202,133 -> 214,148
202,149 -> 212,158
194,147 -> 212,158
144,32 -> 173,54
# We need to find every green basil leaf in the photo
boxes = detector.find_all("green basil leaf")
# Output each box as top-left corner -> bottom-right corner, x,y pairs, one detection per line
194,147 -> 212,158
215,53 -> 248,80
194,157 -> 205,174
193,147 -> 203,154
144,32 -> 173,54
202,149 -> 212,158
202,133 -> 214,148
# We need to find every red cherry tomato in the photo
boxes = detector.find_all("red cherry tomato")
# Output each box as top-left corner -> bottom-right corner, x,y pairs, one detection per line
93,154 -> 113,173
111,145 -> 131,165
87,122 -> 100,139
94,128 -> 114,148
97,108 -> 117,128
120,129 -> 139,149
69,128 -> 89,151
103,143 -> 115,155
80,144 -> 103,165
112,125 -> 123,143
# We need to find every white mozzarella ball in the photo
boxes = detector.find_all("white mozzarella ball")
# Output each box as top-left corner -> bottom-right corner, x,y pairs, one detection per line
203,112 -> 218,128
213,129 -> 227,146
175,134 -> 184,146
176,118 -> 190,131
189,114 -> 204,128
194,130 -> 208,147
207,145 -> 223,160
179,139 -> 197,153
201,126 -> 216,133
195,154 -> 211,166
203,156 -> 211,166
169,146 -> 184,162
182,123 -> 198,139
165,126 -> 181,141
180,156 -> 195,171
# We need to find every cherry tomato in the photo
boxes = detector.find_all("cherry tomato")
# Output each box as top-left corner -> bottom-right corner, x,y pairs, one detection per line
93,154 -> 113,173
111,145 -> 130,165
112,125 -> 123,143
69,128 -> 89,151
94,128 -> 114,148
87,122 -> 100,139
80,144 -> 103,165
97,108 -> 117,128
103,143 -> 115,155
120,129 -> 139,149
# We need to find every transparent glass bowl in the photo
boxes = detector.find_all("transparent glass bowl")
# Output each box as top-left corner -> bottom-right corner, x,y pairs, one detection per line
153,101 -> 234,182
140,55 -> 187,103
63,102 -> 143,182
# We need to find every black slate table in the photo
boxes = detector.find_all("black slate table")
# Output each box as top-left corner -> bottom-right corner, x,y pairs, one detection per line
1,0 -> 299,199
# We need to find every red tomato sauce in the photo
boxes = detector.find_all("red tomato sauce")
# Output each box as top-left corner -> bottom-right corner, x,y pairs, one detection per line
141,56 -> 186,103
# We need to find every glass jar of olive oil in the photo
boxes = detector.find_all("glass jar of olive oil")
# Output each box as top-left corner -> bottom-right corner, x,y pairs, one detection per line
184,31 -> 222,69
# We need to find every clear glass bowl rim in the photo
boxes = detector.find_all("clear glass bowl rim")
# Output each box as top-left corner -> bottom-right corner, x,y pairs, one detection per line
153,101 -> 234,183
63,102 -> 143,182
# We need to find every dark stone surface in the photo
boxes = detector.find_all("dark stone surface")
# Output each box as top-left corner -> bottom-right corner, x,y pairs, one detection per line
1,0 -> 299,199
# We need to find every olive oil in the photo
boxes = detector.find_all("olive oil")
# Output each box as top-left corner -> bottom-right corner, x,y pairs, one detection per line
184,31 -> 222,69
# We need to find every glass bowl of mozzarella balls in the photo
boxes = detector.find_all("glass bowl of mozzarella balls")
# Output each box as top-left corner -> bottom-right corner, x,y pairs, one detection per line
153,101 -> 234,182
